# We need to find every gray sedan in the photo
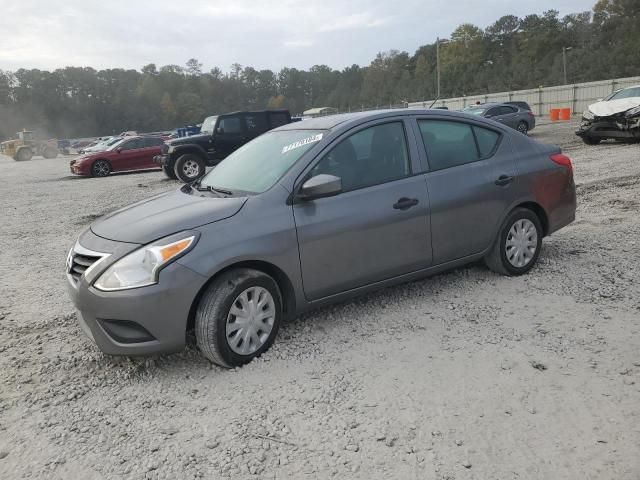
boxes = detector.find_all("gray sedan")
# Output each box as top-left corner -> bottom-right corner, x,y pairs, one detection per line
463,102 -> 536,135
66,109 -> 575,367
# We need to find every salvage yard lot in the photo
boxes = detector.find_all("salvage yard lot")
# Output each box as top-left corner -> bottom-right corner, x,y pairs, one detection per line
0,121 -> 639,479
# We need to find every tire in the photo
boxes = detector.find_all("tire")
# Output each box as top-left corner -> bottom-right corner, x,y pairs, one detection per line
162,165 -> 177,180
15,148 -> 33,162
91,159 -> 112,177
174,154 -> 205,183
43,146 -> 58,159
485,207 -> 543,276
581,136 -> 601,145
195,268 -> 282,368
516,121 -> 528,135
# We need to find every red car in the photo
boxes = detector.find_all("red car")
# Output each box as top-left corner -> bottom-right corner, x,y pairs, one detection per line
70,136 -> 165,177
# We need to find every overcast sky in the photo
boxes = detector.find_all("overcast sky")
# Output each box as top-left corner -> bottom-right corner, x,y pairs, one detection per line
0,0 -> 595,73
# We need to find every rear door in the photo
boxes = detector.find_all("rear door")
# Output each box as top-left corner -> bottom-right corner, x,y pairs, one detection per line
244,112 -> 270,141
214,114 -> 247,158
140,137 -> 165,168
412,117 -> 519,264
293,119 -> 432,301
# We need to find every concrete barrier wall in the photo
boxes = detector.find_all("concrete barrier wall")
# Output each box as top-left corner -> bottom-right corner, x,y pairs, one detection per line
408,76 -> 640,117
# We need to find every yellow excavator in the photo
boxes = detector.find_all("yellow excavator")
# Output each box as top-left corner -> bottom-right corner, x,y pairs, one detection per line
0,130 -> 59,161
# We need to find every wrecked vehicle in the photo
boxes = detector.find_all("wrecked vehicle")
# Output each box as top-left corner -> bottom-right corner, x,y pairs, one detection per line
576,85 -> 640,145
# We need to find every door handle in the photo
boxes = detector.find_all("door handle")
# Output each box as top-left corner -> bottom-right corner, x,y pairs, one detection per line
393,197 -> 419,210
495,175 -> 514,186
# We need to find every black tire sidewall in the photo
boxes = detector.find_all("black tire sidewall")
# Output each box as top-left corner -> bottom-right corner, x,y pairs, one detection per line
498,209 -> 542,276
91,160 -> 111,177
198,272 -> 282,367
174,154 -> 205,183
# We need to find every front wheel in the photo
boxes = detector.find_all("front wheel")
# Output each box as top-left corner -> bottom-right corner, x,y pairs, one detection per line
91,159 -> 111,177
195,268 -> 282,368
485,208 -> 543,276
174,154 -> 205,183
15,148 -> 33,161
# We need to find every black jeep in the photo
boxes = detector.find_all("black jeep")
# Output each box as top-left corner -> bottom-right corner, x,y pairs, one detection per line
156,109 -> 292,182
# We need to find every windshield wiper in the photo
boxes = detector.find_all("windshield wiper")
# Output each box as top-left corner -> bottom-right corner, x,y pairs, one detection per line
207,185 -> 233,196
191,180 -> 233,197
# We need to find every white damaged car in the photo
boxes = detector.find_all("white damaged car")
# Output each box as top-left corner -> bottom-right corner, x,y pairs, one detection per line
576,85 -> 640,145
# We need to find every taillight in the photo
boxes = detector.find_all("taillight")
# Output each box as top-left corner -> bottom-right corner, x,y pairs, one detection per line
528,111 -> 535,117
550,153 -> 572,173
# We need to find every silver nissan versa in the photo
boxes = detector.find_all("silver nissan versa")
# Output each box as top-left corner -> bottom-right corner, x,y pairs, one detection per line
66,109 -> 576,367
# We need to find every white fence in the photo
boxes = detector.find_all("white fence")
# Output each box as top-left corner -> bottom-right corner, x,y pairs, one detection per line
408,76 -> 640,117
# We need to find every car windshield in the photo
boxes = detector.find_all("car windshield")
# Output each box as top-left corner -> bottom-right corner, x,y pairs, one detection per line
200,130 -> 325,194
608,87 -> 640,100
463,107 -> 486,116
201,116 -> 218,133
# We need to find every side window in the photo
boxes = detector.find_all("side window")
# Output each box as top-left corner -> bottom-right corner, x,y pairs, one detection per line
144,137 -> 164,147
486,107 -> 501,117
418,120 -> 479,171
310,122 -> 409,192
473,126 -> 500,158
120,139 -> 143,151
245,113 -> 269,133
269,112 -> 290,128
218,116 -> 243,134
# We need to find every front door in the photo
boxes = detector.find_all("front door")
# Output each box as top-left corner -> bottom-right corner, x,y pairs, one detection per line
413,118 -> 519,264
112,138 -> 145,171
293,120 -> 432,301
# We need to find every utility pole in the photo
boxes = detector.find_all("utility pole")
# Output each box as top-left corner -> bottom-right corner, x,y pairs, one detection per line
562,46 -> 572,85
436,37 -> 441,99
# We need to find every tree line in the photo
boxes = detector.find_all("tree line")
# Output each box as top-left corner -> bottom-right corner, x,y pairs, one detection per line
0,0 -> 638,140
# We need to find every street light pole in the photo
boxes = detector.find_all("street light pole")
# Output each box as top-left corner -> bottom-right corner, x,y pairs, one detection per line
562,46 -> 572,85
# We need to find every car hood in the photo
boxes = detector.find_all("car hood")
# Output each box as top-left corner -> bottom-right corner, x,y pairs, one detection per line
90,189 -> 248,244
168,134 -> 210,146
589,97 -> 640,116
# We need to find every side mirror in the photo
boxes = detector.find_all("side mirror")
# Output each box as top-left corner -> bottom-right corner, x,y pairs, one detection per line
216,127 -> 224,135
297,174 -> 342,201
116,147 -> 122,153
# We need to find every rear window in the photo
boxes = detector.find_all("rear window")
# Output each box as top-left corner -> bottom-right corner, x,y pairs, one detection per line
473,126 -> 500,157
269,112 -> 290,128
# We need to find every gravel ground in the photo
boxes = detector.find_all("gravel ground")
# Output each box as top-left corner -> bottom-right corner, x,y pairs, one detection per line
0,121 -> 639,479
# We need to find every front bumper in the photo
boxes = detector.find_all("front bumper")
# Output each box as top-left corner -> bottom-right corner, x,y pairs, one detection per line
69,159 -> 90,175
66,230 -> 208,356
576,115 -> 640,139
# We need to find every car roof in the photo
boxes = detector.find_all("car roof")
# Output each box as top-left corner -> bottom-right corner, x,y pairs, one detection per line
274,108 -> 504,132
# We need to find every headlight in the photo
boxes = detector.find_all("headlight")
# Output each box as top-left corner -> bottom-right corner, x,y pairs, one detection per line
582,109 -> 594,120
625,105 -> 640,117
94,234 -> 196,291
167,146 -> 175,154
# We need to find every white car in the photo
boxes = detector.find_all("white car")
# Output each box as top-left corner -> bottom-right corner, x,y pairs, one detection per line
81,136 -> 122,154
576,85 -> 640,145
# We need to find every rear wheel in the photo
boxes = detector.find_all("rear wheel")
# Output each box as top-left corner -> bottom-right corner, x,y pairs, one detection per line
195,268 -> 282,368
15,148 -> 33,161
581,136 -> 601,145
43,146 -> 58,159
516,121 -> 528,135
91,159 -> 111,177
174,154 -> 205,183
162,165 -> 177,179
485,208 -> 542,276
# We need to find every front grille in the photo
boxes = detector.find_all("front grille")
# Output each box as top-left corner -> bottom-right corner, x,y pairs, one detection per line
67,244 -> 109,285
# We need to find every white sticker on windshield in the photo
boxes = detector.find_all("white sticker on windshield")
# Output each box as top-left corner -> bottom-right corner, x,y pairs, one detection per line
281,133 -> 323,154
